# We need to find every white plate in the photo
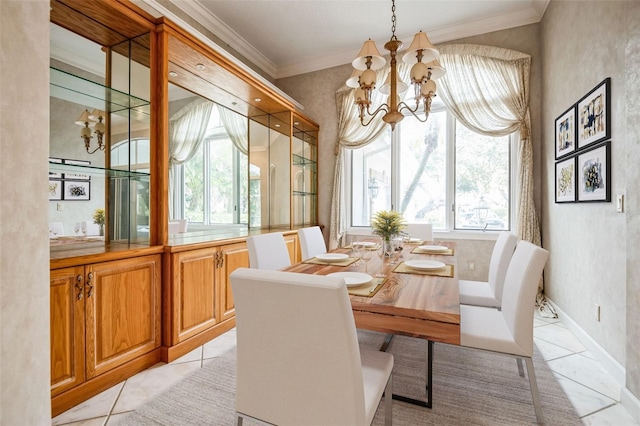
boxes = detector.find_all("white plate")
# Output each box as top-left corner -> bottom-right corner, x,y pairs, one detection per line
352,241 -> 376,248
315,253 -> 349,262
408,238 -> 422,243
417,245 -> 449,252
327,272 -> 373,287
404,260 -> 446,271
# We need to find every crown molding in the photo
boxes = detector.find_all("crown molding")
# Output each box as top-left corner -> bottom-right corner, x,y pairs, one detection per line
136,0 -> 303,110
168,0 -> 277,78
141,0 -> 550,80
276,2 -> 549,79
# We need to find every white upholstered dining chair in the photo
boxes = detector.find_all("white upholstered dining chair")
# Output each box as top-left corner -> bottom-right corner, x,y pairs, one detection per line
246,232 -> 291,270
458,231 -> 517,309
298,226 -> 327,260
459,240 -> 549,423
230,268 -> 393,425
404,223 -> 433,241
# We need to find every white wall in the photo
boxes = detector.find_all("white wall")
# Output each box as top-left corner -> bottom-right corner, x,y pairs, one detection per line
541,0 -> 640,403
540,0 -> 627,369
0,0 -> 52,423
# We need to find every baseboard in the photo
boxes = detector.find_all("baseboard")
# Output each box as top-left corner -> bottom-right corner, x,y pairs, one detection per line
621,388 -> 640,424
548,300 -> 640,423
547,300 -> 625,386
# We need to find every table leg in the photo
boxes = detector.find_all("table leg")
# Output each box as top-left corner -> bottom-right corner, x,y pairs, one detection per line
380,336 -> 433,408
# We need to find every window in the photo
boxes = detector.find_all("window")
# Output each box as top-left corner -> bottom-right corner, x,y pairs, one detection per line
173,108 -> 249,226
349,107 -> 515,233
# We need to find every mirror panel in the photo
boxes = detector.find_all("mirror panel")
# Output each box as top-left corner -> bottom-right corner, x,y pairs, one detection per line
49,22 -> 152,246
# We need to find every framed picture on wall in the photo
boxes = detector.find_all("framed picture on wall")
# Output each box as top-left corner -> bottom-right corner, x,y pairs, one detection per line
577,141 -> 610,202
48,180 -> 63,201
64,159 -> 91,180
555,156 -> 576,203
49,157 -> 64,179
555,105 -> 576,159
64,180 -> 91,201
577,78 -> 611,149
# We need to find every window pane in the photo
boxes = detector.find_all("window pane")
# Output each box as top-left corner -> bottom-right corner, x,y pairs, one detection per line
351,130 -> 391,226
209,137 -> 234,224
454,123 -> 510,230
398,111 -> 447,229
184,144 -> 204,224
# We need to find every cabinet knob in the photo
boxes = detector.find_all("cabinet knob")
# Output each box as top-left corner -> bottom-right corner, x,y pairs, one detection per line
76,274 -> 84,300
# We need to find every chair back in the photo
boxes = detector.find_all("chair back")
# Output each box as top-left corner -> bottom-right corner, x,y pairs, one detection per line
230,268 -> 366,425
488,232 -> 518,303
298,226 -> 327,260
246,232 -> 291,270
404,223 -> 433,241
501,241 -> 549,356
168,219 -> 188,234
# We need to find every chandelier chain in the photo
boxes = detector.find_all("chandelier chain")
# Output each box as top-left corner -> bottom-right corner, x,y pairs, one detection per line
390,0 -> 397,40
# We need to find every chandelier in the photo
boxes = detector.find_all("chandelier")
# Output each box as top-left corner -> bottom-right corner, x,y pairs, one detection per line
346,0 -> 446,130
75,109 -> 107,154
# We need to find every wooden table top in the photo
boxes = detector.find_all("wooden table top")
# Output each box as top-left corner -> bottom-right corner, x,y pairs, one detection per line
284,241 -> 461,345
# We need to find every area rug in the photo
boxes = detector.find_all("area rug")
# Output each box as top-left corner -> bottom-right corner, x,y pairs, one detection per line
121,330 -> 580,425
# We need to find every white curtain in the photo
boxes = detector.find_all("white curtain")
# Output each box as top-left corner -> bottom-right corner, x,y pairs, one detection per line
217,104 -> 248,155
331,44 -> 554,317
436,44 -> 553,317
329,65 -> 410,249
168,98 -> 216,218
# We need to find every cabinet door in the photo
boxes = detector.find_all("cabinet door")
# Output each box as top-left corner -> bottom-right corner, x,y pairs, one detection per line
50,266 -> 85,396
218,242 -> 249,321
170,248 -> 218,343
85,255 -> 161,378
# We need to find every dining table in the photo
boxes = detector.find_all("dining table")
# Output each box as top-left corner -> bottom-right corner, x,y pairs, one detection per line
283,239 -> 460,408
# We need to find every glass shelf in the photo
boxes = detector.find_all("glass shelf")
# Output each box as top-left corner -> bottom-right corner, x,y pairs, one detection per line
292,154 -> 317,168
49,161 -> 150,179
50,67 -> 150,119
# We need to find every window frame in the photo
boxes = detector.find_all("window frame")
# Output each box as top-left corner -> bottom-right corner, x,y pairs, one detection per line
345,108 -> 518,241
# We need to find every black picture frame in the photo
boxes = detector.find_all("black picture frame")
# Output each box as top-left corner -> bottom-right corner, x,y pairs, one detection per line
577,78 -> 611,150
577,141 -> 611,202
555,155 -> 577,203
64,159 -> 91,180
49,180 -> 63,201
64,180 -> 91,201
555,105 -> 577,159
49,157 -> 64,179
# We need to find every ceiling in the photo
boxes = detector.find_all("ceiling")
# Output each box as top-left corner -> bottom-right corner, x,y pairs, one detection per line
138,0 -> 549,79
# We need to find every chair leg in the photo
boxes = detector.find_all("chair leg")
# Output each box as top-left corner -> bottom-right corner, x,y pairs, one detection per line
384,374 -> 393,426
524,357 -> 544,424
516,357 -> 525,377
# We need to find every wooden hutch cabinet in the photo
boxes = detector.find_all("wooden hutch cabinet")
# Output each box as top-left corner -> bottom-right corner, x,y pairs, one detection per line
48,0 -> 317,416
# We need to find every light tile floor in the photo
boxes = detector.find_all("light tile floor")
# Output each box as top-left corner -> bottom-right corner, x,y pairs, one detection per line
52,312 -> 639,425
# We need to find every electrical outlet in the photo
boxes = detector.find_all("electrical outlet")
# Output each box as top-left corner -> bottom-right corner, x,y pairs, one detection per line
468,261 -> 475,271
57,202 -> 64,211
594,303 -> 601,321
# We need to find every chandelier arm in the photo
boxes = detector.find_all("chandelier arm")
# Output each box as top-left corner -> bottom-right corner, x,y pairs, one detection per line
86,145 -> 103,154
397,101 -> 420,115
360,103 -> 390,127
398,101 -> 432,122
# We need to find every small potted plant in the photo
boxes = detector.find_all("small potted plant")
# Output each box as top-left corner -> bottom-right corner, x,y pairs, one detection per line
93,208 -> 105,236
371,210 -> 406,256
